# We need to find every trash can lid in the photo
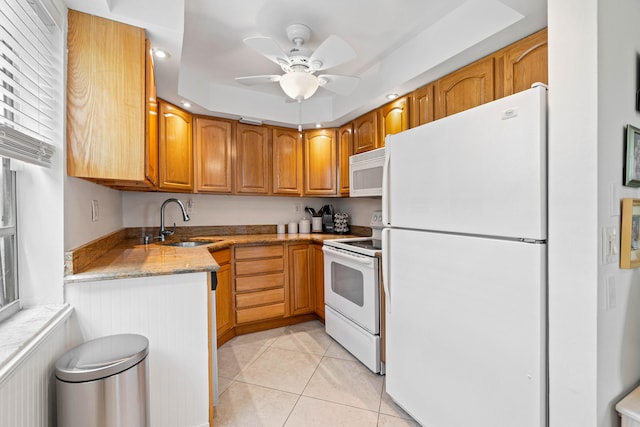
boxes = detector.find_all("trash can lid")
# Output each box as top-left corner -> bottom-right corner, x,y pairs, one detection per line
55,334 -> 149,383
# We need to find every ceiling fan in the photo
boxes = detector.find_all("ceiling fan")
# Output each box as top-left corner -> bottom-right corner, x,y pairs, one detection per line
235,24 -> 360,102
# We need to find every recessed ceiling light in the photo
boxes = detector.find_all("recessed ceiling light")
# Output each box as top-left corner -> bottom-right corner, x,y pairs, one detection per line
181,101 -> 191,108
152,48 -> 170,59
386,93 -> 399,100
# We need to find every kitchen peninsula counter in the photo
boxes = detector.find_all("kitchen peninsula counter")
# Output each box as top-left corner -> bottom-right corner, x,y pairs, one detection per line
64,226 -> 363,284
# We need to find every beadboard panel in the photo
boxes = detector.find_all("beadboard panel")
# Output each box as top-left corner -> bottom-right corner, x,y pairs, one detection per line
0,313 -> 81,427
65,273 -> 210,427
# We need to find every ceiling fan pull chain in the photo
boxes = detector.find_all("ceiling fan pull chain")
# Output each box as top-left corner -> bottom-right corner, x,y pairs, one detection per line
298,100 -> 303,133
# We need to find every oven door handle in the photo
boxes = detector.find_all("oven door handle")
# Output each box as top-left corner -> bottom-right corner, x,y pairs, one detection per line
322,245 -> 375,266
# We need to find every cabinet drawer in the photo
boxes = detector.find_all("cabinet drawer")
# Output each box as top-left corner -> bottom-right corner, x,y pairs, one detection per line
236,273 -> 285,292
236,288 -> 285,309
212,248 -> 231,265
235,245 -> 284,260
236,303 -> 285,324
235,258 -> 284,276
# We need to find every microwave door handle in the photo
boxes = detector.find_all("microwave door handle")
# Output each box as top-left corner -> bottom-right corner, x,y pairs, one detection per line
382,228 -> 391,313
382,146 -> 390,226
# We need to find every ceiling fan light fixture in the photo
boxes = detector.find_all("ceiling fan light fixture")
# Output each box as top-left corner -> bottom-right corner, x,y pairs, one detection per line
279,71 -> 319,101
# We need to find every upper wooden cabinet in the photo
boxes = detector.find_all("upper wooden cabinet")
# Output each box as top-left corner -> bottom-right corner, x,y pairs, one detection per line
272,128 -> 303,196
158,100 -> 193,192
353,111 -> 379,154
338,123 -> 352,196
411,84 -> 435,128
379,96 -> 411,146
194,117 -> 234,194
67,10 -> 157,189
435,57 -> 495,120
494,28 -> 548,98
236,124 -> 270,194
303,129 -> 338,196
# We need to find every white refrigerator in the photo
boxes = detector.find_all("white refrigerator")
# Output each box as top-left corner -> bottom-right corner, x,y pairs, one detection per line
382,85 -> 547,427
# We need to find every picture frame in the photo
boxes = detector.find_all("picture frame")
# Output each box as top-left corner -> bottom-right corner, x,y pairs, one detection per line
620,198 -> 640,269
625,124 -> 640,186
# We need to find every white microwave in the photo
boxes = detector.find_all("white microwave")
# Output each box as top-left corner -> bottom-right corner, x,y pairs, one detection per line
349,147 -> 385,197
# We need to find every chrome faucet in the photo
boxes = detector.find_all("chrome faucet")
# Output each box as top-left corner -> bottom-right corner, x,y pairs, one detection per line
158,198 -> 190,241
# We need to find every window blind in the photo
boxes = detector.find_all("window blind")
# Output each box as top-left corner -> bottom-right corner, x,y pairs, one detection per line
0,0 -> 60,167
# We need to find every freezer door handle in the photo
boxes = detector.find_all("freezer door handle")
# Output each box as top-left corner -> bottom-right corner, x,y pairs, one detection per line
382,227 -> 391,313
382,145 -> 391,226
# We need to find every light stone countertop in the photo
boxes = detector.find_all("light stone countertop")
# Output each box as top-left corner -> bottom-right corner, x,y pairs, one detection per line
64,232 -> 357,284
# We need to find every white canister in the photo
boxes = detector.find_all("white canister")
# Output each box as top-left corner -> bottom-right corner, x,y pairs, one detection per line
299,219 -> 311,234
288,221 -> 298,234
312,216 -> 323,232
276,224 -> 285,234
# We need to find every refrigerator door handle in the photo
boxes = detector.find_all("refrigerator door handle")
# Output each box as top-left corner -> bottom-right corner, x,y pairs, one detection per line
382,146 -> 391,226
382,227 -> 391,313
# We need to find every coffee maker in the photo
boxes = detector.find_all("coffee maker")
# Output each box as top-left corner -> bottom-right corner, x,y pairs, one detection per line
321,204 -> 335,233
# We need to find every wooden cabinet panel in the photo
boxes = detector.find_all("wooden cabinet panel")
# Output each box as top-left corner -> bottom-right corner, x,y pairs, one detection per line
338,123 -> 352,196
235,258 -> 284,276
67,10 -> 155,188
236,303 -> 285,324
353,111 -> 379,154
159,100 -> 193,191
495,28 -> 548,98
311,244 -> 325,319
288,244 -> 314,316
236,288 -> 285,309
236,124 -> 270,194
236,244 -> 284,260
236,273 -> 285,292
145,39 -> 159,187
435,57 -> 494,119
213,249 -> 233,338
234,244 -> 286,325
303,129 -> 337,196
379,96 -> 410,145
272,128 -> 303,195
411,84 -> 435,127
194,117 -> 233,193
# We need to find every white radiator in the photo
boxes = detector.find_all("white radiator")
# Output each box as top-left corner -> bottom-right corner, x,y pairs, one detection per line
0,307 -> 80,427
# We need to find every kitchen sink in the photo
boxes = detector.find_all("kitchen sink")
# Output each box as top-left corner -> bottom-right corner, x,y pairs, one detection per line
162,239 -> 222,247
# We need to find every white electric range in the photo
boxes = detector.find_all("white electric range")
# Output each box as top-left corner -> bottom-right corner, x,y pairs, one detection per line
322,211 -> 383,374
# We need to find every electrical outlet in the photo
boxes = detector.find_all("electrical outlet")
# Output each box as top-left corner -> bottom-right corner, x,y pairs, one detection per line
186,198 -> 195,214
606,276 -> 616,310
294,203 -> 301,213
91,200 -> 99,222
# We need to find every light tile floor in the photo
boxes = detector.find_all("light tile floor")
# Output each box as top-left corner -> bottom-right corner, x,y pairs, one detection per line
215,320 -> 420,427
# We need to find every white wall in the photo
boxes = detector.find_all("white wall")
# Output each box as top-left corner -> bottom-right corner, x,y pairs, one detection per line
596,0 -> 640,426
549,1 -> 640,426
64,178 -> 123,250
122,191 -> 349,228
548,0 -> 599,425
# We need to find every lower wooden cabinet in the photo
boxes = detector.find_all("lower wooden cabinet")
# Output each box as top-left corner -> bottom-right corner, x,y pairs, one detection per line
311,244 -> 325,319
234,244 -> 286,324
213,249 -> 233,339
288,244 -> 314,316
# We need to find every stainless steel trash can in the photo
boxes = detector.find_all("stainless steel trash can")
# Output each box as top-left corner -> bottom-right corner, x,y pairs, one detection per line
55,334 -> 149,427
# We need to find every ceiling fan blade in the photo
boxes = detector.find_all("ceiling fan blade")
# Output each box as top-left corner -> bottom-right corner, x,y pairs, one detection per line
309,35 -> 356,71
235,75 -> 281,86
318,74 -> 359,95
243,36 -> 290,67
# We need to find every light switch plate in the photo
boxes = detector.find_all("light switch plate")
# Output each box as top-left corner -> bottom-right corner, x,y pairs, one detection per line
91,199 -> 99,222
602,226 -> 618,264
